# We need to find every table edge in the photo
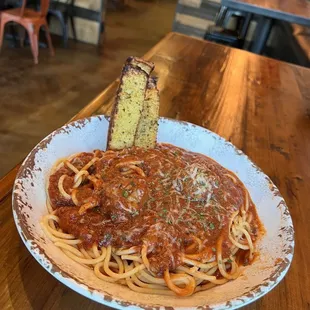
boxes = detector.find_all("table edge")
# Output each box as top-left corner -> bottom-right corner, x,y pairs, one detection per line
174,32 -> 310,71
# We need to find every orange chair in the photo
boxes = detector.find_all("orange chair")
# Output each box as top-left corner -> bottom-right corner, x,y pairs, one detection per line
0,0 -> 55,64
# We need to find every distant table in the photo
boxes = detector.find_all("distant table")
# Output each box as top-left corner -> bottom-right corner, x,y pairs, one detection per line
221,0 -> 310,53
1,32 -> 310,309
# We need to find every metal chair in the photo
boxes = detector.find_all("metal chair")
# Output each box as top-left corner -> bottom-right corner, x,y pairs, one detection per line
47,0 -> 76,47
0,0 -> 20,46
0,0 -> 54,63
204,6 -> 252,48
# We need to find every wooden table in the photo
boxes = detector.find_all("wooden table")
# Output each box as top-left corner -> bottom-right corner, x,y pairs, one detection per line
221,0 -> 310,53
1,32 -> 310,309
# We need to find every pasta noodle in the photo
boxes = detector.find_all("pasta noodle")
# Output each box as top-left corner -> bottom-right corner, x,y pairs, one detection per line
41,143 -> 262,296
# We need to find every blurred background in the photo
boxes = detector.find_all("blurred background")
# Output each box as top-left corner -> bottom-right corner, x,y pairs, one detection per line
0,0 -> 309,177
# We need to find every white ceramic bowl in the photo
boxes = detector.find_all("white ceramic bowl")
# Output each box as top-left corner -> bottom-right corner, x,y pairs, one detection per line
12,116 -> 294,310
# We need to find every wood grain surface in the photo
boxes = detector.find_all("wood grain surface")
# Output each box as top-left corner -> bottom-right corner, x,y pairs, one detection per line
221,0 -> 310,26
1,32 -> 310,309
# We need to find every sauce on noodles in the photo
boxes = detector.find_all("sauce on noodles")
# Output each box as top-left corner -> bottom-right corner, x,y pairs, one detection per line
48,144 -> 261,277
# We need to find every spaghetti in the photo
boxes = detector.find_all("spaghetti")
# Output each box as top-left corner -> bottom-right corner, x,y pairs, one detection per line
42,143 -> 262,296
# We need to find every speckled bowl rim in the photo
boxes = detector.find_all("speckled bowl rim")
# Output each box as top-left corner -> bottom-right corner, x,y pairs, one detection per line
12,115 -> 295,310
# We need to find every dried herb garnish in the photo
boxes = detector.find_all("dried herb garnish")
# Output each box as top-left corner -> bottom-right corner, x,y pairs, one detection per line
122,190 -> 129,198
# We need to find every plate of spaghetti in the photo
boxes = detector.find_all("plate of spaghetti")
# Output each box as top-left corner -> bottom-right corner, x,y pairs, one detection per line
13,57 -> 294,310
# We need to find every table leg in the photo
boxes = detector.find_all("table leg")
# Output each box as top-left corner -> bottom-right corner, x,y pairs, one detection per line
215,6 -> 228,27
250,16 -> 273,54
97,0 -> 106,48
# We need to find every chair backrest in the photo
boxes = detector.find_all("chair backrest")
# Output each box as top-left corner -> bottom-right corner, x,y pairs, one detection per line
19,0 -> 51,17
39,0 -> 51,17
19,0 -> 27,17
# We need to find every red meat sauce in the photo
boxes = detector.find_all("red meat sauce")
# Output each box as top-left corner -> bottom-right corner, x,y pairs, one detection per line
48,143 -> 260,276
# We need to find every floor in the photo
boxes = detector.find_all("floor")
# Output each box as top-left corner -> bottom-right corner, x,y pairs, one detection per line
0,0 -> 177,177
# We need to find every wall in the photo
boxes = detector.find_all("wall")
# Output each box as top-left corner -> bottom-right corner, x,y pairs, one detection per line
172,0 -> 221,39
49,0 -> 106,45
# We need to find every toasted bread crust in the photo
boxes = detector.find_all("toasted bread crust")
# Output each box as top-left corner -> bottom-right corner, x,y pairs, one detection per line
126,56 -> 154,75
134,77 -> 160,148
107,57 -> 154,150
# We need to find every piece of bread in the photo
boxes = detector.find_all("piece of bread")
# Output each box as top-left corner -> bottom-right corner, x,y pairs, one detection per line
107,57 -> 154,150
134,77 -> 160,148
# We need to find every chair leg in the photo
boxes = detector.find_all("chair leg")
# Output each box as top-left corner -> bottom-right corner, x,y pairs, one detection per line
26,24 -> 39,64
46,13 -> 51,25
239,13 -> 252,40
18,25 -> 26,47
0,18 -> 7,52
43,22 -> 55,56
48,10 -> 67,48
62,15 -> 69,48
7,23 -> 18,47
215,6 -> 228,27
69,15 -> 77,41
58,12 -> 67,48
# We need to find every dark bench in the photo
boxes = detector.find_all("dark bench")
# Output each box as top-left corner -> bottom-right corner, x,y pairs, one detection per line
267,21 -> 310,68
291,24 -> 310,66
172,0 -> 310,68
